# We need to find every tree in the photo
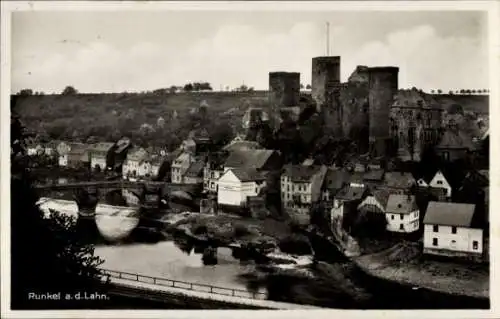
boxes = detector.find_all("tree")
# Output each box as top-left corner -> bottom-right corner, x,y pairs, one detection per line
18,89 -> 33,96
430,90 -> 435,94
183,83 -> 194,92
460,89 -> 465,94
11,116 -> 106,309
449,90 -> 454,95
472,89 -> 476,94
306,84 -> 311,90
62,86 -> 78,95
437,89 -> 442,94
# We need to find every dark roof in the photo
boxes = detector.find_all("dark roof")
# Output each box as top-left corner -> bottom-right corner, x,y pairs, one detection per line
230,168 -> 267,182
371,188 -> 391,207
335,185 -> 366,201
384,172 -> 415,189
324,168 -> 350,190
424,201 -> 476,227
363,169 -> 385,181
437,130 -> 474,150
386,194 -> 418,214
282,164 -> 322,182
224,149 -> 276,170
184,160 -> 205,177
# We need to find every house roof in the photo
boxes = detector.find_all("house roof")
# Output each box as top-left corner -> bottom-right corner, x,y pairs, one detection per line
127,148 -> 148,161
90,142 -> 114,153
184,160 -> 205,177
230,168 -> 267,182
384,171 -> 416,189
371,188 -> 391,208
423,201 -> 476,227
363,169 -> 385,181
335,185 -> 366,201
224,149 -> 276,170
282,164 -> 322,183
437,130 -> 474,150
223,140 -> 263,152
323,168 -> 351,190
386,194 -> 418,214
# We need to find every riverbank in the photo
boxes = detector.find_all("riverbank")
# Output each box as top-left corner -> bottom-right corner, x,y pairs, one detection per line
352,241 -> 489,300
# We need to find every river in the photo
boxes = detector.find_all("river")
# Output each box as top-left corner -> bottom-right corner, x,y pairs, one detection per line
37,198 -> 490,309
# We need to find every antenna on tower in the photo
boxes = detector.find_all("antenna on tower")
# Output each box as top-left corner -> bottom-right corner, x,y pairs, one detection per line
326,22 -> 330,56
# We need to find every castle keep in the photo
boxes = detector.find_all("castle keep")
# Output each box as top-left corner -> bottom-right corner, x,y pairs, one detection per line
268,72 -> 301,130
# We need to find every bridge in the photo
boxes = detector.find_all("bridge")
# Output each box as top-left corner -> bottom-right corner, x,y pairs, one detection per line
100,268 -> 323,310
34,180 -> 202,217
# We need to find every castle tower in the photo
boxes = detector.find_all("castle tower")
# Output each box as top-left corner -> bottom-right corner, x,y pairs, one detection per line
268,72 -> 300,130
311,56 -> 342,138
368,67 -> 399,155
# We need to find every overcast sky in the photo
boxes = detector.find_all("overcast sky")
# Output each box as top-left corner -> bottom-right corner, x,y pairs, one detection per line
11,10 -> 489,93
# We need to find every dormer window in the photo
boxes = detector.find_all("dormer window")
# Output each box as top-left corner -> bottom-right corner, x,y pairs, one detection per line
437,180 -> 443,185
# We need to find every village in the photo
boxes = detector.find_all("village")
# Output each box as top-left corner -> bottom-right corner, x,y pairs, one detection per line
18,54 -> 490,301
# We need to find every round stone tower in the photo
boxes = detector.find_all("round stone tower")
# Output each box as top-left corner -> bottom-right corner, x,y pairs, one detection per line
368,67 -> 399,154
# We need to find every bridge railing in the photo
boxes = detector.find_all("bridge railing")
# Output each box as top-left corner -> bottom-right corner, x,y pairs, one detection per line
100,268 -> 267,300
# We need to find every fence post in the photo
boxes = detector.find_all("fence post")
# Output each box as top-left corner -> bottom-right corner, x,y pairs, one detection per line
136,274 -> 139,281
153,277 -> 156,285
118,272 -> 122,279
210,286 -> 213,293
190,283 -> 193,290
232,290 -> 235,297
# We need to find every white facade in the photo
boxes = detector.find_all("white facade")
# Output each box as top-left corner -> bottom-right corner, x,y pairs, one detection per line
151,163 -> 161,177
58,154 -> 68,167
423,224 -> 483,254
171,152 -> 194,183
429,171 -> 452,198
386,210 -> 420,233
217,170 -> 265,207
91,157 -> 107,171
138,161 -> 152,177
203,166 -> 222,193
123,159 -> 141,177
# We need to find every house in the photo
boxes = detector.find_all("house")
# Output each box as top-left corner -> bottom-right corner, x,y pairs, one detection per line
281,165 -> 328,224
349,169 -> 385,189
89,142 -> 114,172
321,168 -> 350,202
423,202 -> 483,260
428,170 -> 452,198
357,188 -> 390,216
203,152 -> 228,194
123,147 -> 148,178
384,194 -> 419,233
67,143 -> 90,169
183,160 -> 205,184
382,171 -> 416,194
150,156 -> 164,178
217,168 -> 267,207
171,152 -> 196,183
44,140 -> 60,157
435,129 -> 474,162
331,185 -> 368,233
56,141 -> 72,166
223,149 -> 281,172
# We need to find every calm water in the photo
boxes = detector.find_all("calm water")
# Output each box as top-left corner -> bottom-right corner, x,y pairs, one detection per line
39,198 -> 265,294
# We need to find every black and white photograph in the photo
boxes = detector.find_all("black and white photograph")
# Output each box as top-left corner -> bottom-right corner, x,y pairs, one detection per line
1,0 -> 498,317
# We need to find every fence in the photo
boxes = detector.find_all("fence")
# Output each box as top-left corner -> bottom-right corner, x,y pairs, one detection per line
100,268 -> 267,300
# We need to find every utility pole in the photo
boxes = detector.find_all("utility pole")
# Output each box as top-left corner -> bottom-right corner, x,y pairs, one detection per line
326,22 -> 330,56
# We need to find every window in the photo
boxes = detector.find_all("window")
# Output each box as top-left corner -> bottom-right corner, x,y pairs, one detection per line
433,225 -> 439,232
391,215 -> 394,220
432,238 -> 438,246
400,214 -> 404,220
451,226 -> 457,234
473,241 -> 479,250
400,224 -> 404,230
437,180 -> 443,185
451,240 -> 457,248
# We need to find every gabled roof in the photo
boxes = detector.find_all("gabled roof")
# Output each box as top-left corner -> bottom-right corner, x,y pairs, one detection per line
323,168 -> 351,190
224,149 -> 276,170
184,160 -> 205,178
282,164 -> 323,183
335,185 -> 367,201
358,188 -> 390,213
371,188 -> 391,208
363,169 -> 385,181
424,201 -> 476,227
90,142 -> 114,153
383,171 -> 416,189
386,194 -> 418,214
437,130 -> 474,150
229,168 -> 267,182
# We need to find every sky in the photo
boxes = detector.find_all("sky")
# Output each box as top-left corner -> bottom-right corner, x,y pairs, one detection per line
11,10 -> 489,94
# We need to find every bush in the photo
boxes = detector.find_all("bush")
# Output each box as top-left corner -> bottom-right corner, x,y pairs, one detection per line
278,234 -> 312,255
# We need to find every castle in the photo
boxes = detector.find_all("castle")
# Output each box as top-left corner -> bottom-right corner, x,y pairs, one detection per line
244,56 -> 474,162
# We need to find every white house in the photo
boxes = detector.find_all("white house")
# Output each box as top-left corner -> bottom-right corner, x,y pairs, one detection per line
423,201 -> 483,259
384,194 -> 419,233
171,152 -> 195,183
429,170 -> 452,198
56,141 -> 71,166
123,147 -> 148,178
217,168 -> 267,207
89,142 -> 114,171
